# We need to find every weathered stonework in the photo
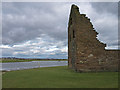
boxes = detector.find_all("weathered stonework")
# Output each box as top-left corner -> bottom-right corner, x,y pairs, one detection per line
68,4 -> 119,72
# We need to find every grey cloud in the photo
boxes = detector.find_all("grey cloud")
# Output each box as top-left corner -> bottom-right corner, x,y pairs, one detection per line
91,2 -> 118,15
2,2 -> 69,45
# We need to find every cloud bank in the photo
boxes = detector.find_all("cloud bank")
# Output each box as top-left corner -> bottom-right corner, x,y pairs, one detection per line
1,2 -> 118,58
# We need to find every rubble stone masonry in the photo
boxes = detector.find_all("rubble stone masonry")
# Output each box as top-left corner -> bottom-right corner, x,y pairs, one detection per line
68,4 -> 119,72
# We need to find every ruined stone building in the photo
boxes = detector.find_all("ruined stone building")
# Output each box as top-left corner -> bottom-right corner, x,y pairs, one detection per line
68,4 -> 119,72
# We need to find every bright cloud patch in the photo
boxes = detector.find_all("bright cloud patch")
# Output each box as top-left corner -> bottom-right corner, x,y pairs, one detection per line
1,35 -> 67,58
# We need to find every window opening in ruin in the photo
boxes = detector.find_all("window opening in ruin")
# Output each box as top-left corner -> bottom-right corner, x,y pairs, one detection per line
73,30 -> 75,38
70,35 -> 71,42
70,18 -> 72,25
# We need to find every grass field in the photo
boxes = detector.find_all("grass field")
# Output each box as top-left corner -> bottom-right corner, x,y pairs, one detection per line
2,66 -> 118,88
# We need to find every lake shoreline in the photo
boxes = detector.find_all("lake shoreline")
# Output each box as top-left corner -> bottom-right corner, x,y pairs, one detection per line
0,59 -> 68,63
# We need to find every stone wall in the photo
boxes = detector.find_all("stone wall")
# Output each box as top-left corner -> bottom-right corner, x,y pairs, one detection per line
68,4 -> 119,72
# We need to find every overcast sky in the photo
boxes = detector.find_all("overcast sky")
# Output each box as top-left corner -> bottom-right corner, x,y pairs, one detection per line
1,2 -> 118,59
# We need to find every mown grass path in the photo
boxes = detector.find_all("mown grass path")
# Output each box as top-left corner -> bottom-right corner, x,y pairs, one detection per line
2,66 -> 118,88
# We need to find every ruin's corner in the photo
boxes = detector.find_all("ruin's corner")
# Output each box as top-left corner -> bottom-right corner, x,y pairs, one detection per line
68,4 -> 119,72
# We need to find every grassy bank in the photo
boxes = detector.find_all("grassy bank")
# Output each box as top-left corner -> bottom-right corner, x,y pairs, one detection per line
2,66 -> 118,88
0,59 -> 67,63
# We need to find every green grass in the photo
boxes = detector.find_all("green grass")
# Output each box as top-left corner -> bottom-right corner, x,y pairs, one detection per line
0,59 -> 67,63
2,66 -> 118,88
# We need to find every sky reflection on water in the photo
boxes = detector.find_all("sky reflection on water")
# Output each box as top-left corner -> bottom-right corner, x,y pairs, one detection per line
1,61 -> 68,71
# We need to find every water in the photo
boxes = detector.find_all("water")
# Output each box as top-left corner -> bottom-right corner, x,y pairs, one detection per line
1,61 -> 68,71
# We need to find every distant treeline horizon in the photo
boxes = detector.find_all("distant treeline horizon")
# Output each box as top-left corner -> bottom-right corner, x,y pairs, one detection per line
1,57 -> 67,60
